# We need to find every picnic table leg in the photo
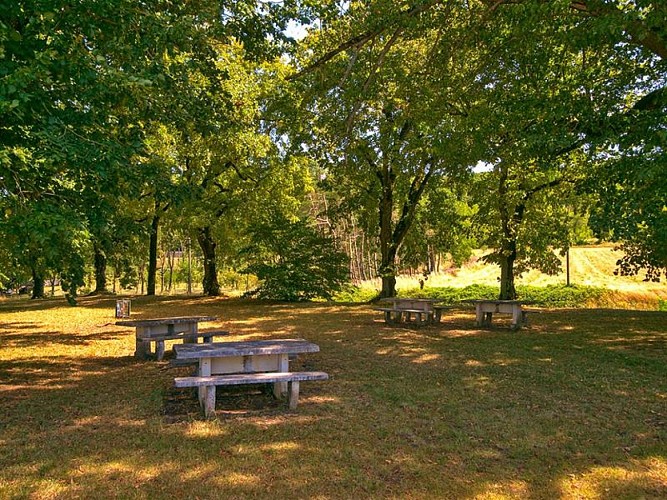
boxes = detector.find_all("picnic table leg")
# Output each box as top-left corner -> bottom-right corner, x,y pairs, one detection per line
288,381 -> 300,410
483,312 -> 493,326
475,306 -> 485,327
184,321 -> 198,344
135,326 -> 151,360
511,306 -> 523,330
274,354 -> 289,398
198,358 -> 214,416
155,340 -> 166,361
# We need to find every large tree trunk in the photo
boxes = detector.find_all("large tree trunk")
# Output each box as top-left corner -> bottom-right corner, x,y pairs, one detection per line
498,240 -> 518,300
378,169 -> 397,298
197,226 -> 220,296
147,213 -> 159,296
497,162 -> 519,301
30,266 -> 45,299
93,244 -> 108,293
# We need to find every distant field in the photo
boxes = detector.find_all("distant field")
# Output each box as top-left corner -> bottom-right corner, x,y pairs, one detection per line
360,245 -> 667,306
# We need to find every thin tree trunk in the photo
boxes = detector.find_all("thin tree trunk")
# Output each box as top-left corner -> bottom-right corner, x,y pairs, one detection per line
498,241 -> 518,300
147,212 -> 159,296
167,251 -> 174,292
30,266 -> 45,299
197,226 -> 220,296
93,244 -> 108,293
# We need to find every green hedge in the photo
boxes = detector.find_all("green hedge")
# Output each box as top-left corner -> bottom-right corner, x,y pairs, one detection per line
335,283 -> 606,308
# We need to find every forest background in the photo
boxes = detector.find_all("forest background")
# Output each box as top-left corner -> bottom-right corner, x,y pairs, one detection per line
1,0 -> 665,305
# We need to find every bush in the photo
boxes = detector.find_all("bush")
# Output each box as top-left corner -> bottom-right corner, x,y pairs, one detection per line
396,283 -> 605,307
516,284 -> 606,307
332,285 -> 380,303
399,283 -> 498,304
243,217 -> 350,301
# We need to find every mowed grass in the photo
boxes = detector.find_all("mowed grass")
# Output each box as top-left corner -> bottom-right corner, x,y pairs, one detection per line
0,295 -> 666,499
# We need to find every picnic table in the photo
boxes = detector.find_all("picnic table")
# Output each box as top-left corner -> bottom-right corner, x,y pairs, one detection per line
462,299 -> 532,330
115,316 -> 225,360
173,339 -> 328,417
373,298 -> 449,325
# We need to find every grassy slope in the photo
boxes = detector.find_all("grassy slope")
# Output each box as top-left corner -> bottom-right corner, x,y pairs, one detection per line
0,296 -> 665,499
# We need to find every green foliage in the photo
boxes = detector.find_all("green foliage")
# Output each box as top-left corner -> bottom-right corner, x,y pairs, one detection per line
332,285 -> 379,303
658,300 -> 667,312
172,258 -> 203,289
400,284 -> 499,304
399,284 -> 605,308
515,285 -> 606,308
242,216 -> 350,301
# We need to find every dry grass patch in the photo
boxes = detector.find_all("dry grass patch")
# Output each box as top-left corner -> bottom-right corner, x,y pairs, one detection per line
0,295 -> 666,499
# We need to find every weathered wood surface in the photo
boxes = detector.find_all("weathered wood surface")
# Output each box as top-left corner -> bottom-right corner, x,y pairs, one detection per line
374,298 -> 443,325
115,316 -> 217,360
462,300 -> 527,329
136,330 -> 229,342
174,339 -> 320,359
116,316 -> 217,327
142,331 -> 229,361
174,371 -> 329,388
175,371 -> 329,415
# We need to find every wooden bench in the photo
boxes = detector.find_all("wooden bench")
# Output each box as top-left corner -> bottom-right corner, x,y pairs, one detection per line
140,330 -> 229,361
174,371 -> 329,417
373,307 -> 435,324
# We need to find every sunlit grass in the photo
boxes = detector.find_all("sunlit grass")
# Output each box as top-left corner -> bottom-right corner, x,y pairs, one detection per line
0,295 -> 665,498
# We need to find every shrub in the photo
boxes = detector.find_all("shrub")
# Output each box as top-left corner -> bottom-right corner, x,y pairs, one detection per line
397,283 -> 605,307
333,285 -> 380,303
242,217 -> 350,301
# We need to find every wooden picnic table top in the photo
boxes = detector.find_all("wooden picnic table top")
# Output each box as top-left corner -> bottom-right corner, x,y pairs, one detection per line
116,316 -> 217,327
174,339 -> 320,359
380,297 -> 442,302
461,299 -> 525,305
379,297 -> 440,302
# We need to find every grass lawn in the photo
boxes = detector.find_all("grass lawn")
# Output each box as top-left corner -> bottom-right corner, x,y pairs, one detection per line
0,295 -> 665,499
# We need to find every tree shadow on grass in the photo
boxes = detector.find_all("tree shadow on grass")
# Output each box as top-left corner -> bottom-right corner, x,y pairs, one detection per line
0,304 -> 665,498
0,325 -> 124,349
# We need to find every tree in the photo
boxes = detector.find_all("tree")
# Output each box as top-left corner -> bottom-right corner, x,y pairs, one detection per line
296,0 -> 666,283
293,6 -> 480,297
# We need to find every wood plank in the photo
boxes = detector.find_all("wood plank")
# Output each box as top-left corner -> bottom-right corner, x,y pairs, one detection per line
136,330 -> 229,341
116,316 -> 217,327
174,339 -> 320,359
174,371 -> 329,388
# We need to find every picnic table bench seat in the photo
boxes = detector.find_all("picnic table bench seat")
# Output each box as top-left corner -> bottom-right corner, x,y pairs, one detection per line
174,371 -> 329,415
140,330 -> 229,361
373,306 -> 433,324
